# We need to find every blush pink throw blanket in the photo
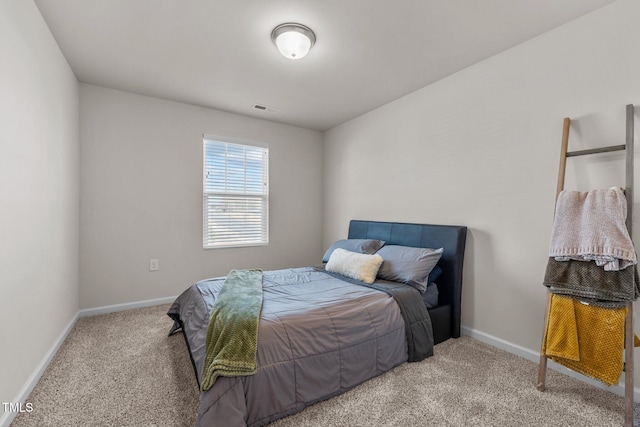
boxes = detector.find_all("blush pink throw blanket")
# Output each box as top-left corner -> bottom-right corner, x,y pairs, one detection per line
549,188 -> 636,271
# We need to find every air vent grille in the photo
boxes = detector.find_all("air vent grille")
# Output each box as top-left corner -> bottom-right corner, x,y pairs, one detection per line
252,104 -> 279,113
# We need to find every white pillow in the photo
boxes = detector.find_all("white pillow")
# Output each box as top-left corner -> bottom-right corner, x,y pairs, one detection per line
325,248 -> 384,284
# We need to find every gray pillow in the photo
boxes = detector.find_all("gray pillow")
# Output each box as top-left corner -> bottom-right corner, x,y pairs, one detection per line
376,245 -> 444,293
422,282 -> 439,308
322,239 -> 385,263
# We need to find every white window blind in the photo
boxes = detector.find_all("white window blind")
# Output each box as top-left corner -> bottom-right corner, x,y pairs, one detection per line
203,138 -> 269,248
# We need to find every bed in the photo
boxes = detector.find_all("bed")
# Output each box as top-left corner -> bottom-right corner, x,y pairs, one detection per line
168,220 -> 467,426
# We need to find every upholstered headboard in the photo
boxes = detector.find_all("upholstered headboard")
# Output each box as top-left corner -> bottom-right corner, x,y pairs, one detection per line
348,220 -> 467,343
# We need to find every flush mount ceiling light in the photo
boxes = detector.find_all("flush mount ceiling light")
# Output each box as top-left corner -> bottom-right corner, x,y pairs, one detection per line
271,23 -> 316,60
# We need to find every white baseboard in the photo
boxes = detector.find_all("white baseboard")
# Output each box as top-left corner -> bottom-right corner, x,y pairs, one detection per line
1,296 -> 177,427
1,312 -> 79,427
461,326 -> 640,401
78,296 -> 177,317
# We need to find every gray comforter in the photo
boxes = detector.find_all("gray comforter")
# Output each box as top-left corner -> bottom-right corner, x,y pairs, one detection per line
168,266 -> 433,427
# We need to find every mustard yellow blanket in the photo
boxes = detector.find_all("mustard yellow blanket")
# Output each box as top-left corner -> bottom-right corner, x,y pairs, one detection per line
201,269 -> 263,392
542,294 -> 636,385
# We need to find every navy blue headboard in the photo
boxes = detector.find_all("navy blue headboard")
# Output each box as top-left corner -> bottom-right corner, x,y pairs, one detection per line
348,220 -> 467,341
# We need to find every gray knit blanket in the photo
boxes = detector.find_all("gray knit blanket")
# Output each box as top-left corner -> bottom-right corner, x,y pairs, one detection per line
544,258 -> 639,307
549,188 -> 636,271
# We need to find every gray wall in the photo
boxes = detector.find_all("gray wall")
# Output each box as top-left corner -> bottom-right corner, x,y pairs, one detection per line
0,0 -> 79,410
79,84 -> 324,308
323,0 -> 640,383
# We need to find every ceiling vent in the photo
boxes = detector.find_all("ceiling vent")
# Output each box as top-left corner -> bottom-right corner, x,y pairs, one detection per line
252,104 -> 279,113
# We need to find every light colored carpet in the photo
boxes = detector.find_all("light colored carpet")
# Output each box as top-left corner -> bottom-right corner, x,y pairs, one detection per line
11,304 -> 635,426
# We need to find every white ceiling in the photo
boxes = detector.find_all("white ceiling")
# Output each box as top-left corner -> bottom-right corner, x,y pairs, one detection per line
35,0 -> 617,131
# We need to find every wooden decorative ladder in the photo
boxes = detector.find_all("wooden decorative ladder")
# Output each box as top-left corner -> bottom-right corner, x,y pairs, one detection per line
536,104 -> 635,427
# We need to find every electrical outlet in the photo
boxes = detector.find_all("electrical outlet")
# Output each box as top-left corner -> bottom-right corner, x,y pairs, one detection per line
149,259 -> 159,271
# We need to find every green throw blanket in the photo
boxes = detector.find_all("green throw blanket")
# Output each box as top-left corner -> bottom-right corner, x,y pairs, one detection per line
201,269 -> 264,392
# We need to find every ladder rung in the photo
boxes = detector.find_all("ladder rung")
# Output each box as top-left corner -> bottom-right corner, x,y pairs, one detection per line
566,144 -> 626,157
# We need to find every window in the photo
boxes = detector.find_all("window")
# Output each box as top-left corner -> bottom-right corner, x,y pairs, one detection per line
203,137 -> 269,248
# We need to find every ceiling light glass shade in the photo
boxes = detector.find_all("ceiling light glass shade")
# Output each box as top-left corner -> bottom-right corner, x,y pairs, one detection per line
271,23 -> 316,60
